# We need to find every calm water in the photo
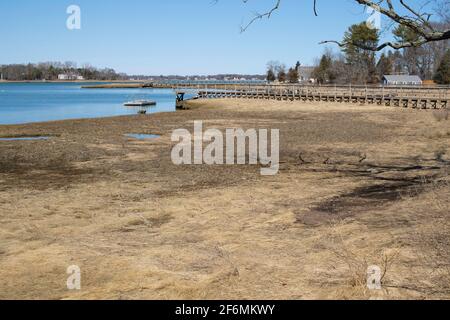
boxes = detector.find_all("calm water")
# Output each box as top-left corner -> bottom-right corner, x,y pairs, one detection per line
0,136 -> 50,141
0,82 -> 177,125
125,133 -> 161,140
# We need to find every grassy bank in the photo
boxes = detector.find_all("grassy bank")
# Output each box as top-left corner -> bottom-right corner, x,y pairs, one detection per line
0,100 -> 449,299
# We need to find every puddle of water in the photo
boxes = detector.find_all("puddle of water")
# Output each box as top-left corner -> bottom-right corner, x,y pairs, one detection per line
125,134 -> 161,140
0,136 -> 50,141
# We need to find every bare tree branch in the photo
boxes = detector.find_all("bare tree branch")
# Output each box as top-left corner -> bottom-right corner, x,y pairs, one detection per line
240,0 -> 281,33
236,0 -> 450,51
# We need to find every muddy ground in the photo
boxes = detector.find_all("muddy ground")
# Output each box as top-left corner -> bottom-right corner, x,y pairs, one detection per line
0,99 -> 449,299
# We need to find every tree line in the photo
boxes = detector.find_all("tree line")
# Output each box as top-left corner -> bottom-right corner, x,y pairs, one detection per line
0,62 -> 127,81
312,21 -> 450,85
266,61 -> 301,83
258,0 -> 450,85
266,21 -> 450,85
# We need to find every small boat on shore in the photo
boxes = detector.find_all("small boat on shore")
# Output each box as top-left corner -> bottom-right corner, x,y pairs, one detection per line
124,100 -> 157,107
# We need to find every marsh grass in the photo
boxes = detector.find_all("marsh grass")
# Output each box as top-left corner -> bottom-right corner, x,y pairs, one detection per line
432,109 -> 449,122
323,222 -> 400,299
1,99 -> 449,299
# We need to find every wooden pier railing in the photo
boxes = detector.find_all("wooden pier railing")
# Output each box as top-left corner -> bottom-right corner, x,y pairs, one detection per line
155,82 -> 449,109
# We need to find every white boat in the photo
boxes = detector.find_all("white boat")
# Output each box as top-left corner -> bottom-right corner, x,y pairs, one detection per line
124,100 -> 157,107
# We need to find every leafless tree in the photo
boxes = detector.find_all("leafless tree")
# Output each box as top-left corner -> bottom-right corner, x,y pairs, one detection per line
234,0 -> 450,51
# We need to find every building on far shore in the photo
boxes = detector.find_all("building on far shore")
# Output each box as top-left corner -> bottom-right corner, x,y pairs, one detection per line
382,75 -> 422,86
297,66 -> 316,83
58,74 -> 84,81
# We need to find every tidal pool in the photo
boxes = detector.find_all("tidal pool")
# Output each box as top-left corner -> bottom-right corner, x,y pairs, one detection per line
125,134 -> 161,140
0,136 -> 50,141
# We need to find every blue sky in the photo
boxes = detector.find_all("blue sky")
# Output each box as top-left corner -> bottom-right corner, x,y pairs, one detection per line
0,0 -> 389,75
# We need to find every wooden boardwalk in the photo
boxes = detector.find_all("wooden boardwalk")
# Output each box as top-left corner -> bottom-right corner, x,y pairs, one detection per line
81,81 -> 449,109
196,90 -> 448,109
192,86 -> 449,109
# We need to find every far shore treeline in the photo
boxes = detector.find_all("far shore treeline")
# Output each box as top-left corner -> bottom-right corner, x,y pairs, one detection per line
0,62 -> 129,81
0,62 -> 269,82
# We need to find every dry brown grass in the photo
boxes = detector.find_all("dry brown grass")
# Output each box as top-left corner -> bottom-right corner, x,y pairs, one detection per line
432,109 -> 450,122
320,221 -> 401,299
0,99 -> 449,300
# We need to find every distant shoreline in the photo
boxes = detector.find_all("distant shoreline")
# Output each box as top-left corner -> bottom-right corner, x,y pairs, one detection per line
0,80 -> 144,84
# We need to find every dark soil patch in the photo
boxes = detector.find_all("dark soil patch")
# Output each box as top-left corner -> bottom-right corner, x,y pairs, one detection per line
297,176 -> 436,226
316,181 -> 419,213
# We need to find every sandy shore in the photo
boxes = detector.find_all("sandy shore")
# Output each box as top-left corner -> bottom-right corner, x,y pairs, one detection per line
0,99 -> 449,299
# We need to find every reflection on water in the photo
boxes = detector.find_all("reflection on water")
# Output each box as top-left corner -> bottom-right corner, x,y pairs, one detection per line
0,82 -> 177,125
